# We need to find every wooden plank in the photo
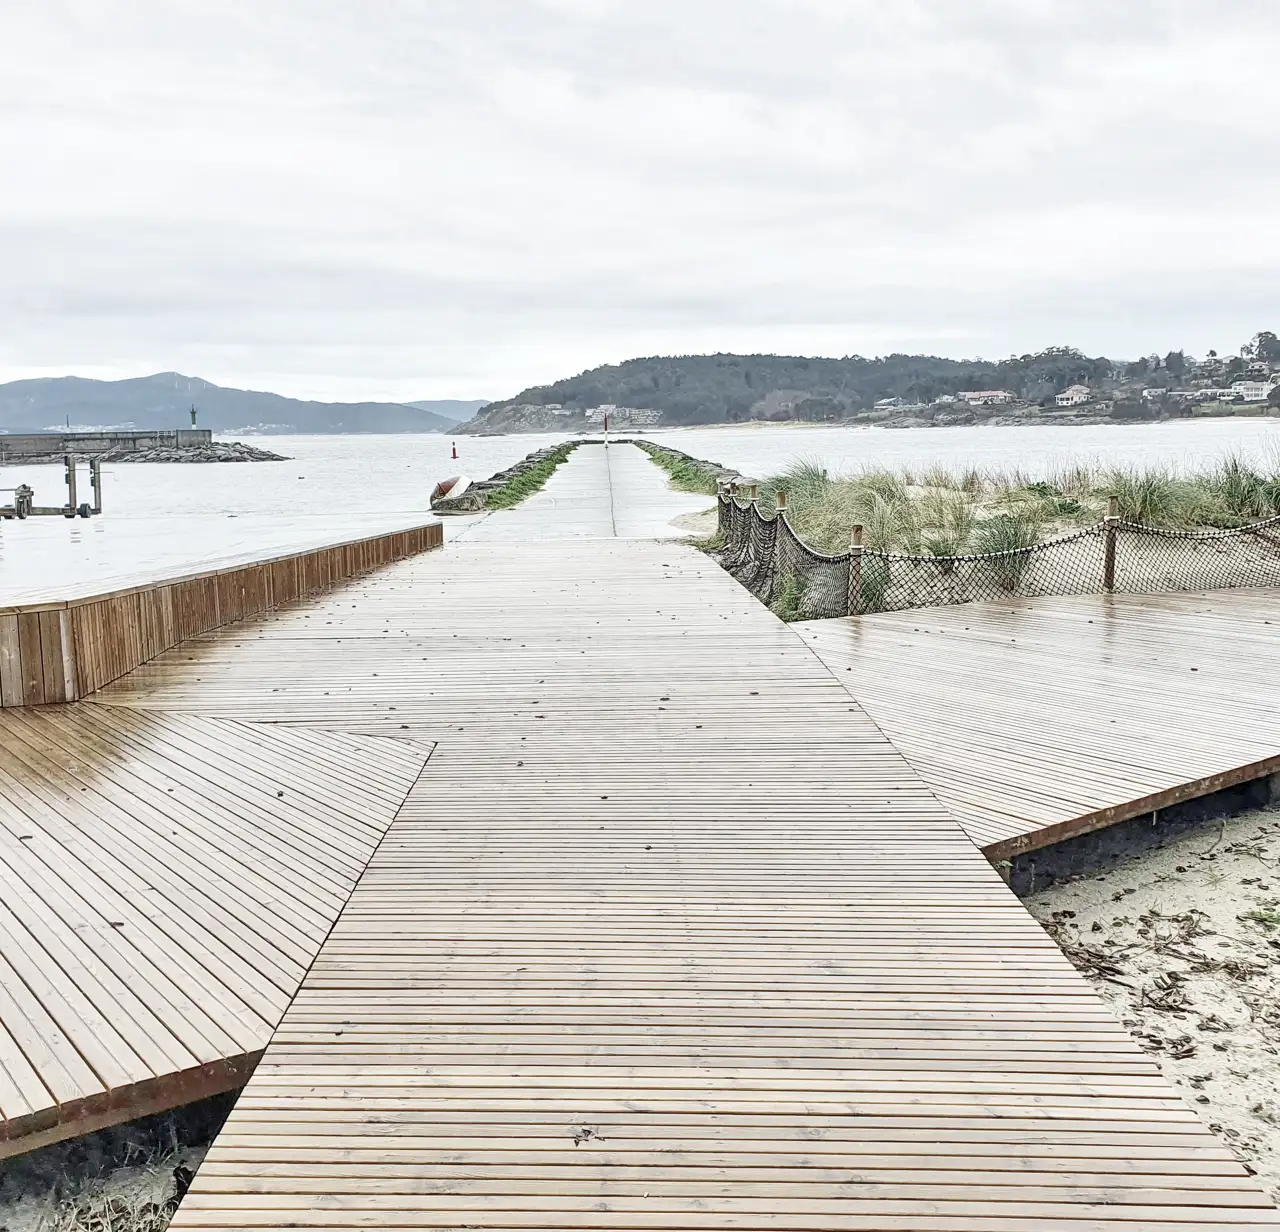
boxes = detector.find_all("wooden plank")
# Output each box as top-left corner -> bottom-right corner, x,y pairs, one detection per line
58,610 -> 77,703
16,613 -> 44,707
0,1051 -> 260,1159
0,615 -> 21,708
38,610 -> 66,704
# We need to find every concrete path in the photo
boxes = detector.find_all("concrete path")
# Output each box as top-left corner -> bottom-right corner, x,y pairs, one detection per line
453,443 -> 712,542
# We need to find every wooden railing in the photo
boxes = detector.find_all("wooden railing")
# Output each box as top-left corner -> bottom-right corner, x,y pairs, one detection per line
0,523 -> 443,707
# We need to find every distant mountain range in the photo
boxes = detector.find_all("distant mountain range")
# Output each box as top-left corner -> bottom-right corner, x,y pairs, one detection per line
404,400 -> 485,423
0,373 -> 490,435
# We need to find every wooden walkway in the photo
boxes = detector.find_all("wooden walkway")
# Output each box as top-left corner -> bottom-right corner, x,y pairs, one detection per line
3,446 -> 1276,1224
795,590 -> 1280,860
0,706 -> 429,1153
1,524 -> 441,707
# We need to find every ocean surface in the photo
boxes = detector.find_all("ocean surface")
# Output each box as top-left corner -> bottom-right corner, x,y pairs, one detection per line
3,418 -> 1278,602
667,417 -> 1280,478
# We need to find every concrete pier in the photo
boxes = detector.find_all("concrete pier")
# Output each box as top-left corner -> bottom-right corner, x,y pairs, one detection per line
0,429 -> 212,462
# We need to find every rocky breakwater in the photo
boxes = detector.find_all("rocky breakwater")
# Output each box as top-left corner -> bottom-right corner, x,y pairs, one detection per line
626,440 -> 741,492
4,439 -> 289,465
430,444 -> 574,514
431,440 -> 743,516
111,440 -> 289,462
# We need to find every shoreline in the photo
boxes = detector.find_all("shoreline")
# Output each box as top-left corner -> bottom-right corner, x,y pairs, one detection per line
458,412 -> 1280,438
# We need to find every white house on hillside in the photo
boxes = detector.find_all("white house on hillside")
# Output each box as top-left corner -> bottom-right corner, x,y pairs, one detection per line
1055,385 -> 1092,407
1230,381 -> 1278,403
958,390 -> 1014,406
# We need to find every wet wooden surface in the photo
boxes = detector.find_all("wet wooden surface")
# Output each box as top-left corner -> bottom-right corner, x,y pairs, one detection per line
795,590 -> 1280,858
0,706 -> 429,1154
0,524 -> 443,708
2,446 -> 1276,1224
139,451 -> 1273,1229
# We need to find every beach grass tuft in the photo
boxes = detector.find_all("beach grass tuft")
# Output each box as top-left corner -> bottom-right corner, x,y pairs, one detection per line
763,453 -> 1280,556
484,443 -> 577,508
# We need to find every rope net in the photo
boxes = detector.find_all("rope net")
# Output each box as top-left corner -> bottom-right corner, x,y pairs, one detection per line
715,495 -> 1280,620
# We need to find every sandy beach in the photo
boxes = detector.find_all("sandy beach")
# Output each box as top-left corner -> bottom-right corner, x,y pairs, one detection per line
1028,794 -> 1280,1197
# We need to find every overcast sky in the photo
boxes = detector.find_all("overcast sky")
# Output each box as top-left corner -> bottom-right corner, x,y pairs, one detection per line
1,1 -> 1277,402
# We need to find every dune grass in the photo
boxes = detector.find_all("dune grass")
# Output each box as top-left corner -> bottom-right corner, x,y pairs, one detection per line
484,443 -> 577,509
754,452 -> 1280,557
631,442 -> 726,494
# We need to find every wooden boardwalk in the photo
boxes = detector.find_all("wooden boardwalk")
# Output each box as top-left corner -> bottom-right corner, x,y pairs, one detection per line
3,446 -> 1276,1224
1,524 -> 441,707
0,706 -> 429,1153
795,590 -> 1280,860
0,523 -> 442,1150
154,536 -> 1274,1228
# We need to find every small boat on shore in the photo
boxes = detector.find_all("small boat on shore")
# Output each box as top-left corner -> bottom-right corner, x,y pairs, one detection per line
430,474 -> 484,513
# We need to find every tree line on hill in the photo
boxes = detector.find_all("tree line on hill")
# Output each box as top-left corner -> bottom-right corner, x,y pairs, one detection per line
467,332 -> 1280,429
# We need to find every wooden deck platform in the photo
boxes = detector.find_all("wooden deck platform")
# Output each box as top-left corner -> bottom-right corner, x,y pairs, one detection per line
0,706 -> 429,1154
163,538 -> 1276,1227
795,590 -> 1280,860
4,446 -> 1277,1224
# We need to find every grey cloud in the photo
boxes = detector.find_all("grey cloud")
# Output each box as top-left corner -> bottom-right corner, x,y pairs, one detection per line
0,1 -> 1276,400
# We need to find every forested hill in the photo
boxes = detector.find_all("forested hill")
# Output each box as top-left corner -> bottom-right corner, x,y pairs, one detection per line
466,349 -> 1120,429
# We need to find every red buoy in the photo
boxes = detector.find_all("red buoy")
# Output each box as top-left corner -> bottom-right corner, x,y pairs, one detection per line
451,441 -> 458,460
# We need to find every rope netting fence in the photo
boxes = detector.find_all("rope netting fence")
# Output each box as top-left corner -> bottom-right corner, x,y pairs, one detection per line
716,489 -> 1280,620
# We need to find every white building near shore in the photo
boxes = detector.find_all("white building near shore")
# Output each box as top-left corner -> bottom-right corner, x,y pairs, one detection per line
586,405 -> 663,425
1055,385 -> 1092,407
1230,381 -> 1278,403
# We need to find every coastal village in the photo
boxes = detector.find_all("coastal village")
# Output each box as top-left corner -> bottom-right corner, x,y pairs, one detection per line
461,339 -> 1280,434
869,350 -> 1280,427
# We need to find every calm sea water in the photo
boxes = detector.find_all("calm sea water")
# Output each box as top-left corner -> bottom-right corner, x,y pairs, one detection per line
3,418 -> 1277,601
664,417 -> 1280,479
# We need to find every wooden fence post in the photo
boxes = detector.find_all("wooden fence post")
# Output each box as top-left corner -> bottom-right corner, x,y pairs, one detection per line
776,490 -> 787,515
848,524 -> 864,616
1103,496 -> 1120,592
64,455 -> 78,517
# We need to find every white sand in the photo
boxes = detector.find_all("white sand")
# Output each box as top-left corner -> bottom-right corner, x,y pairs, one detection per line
1028,799 -> 1280,1197
672,506 -> 718,536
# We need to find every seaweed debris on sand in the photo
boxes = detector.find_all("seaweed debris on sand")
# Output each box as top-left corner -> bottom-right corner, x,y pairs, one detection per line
0,1094 -> 236,1232
1029,793 -> 1280,1198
